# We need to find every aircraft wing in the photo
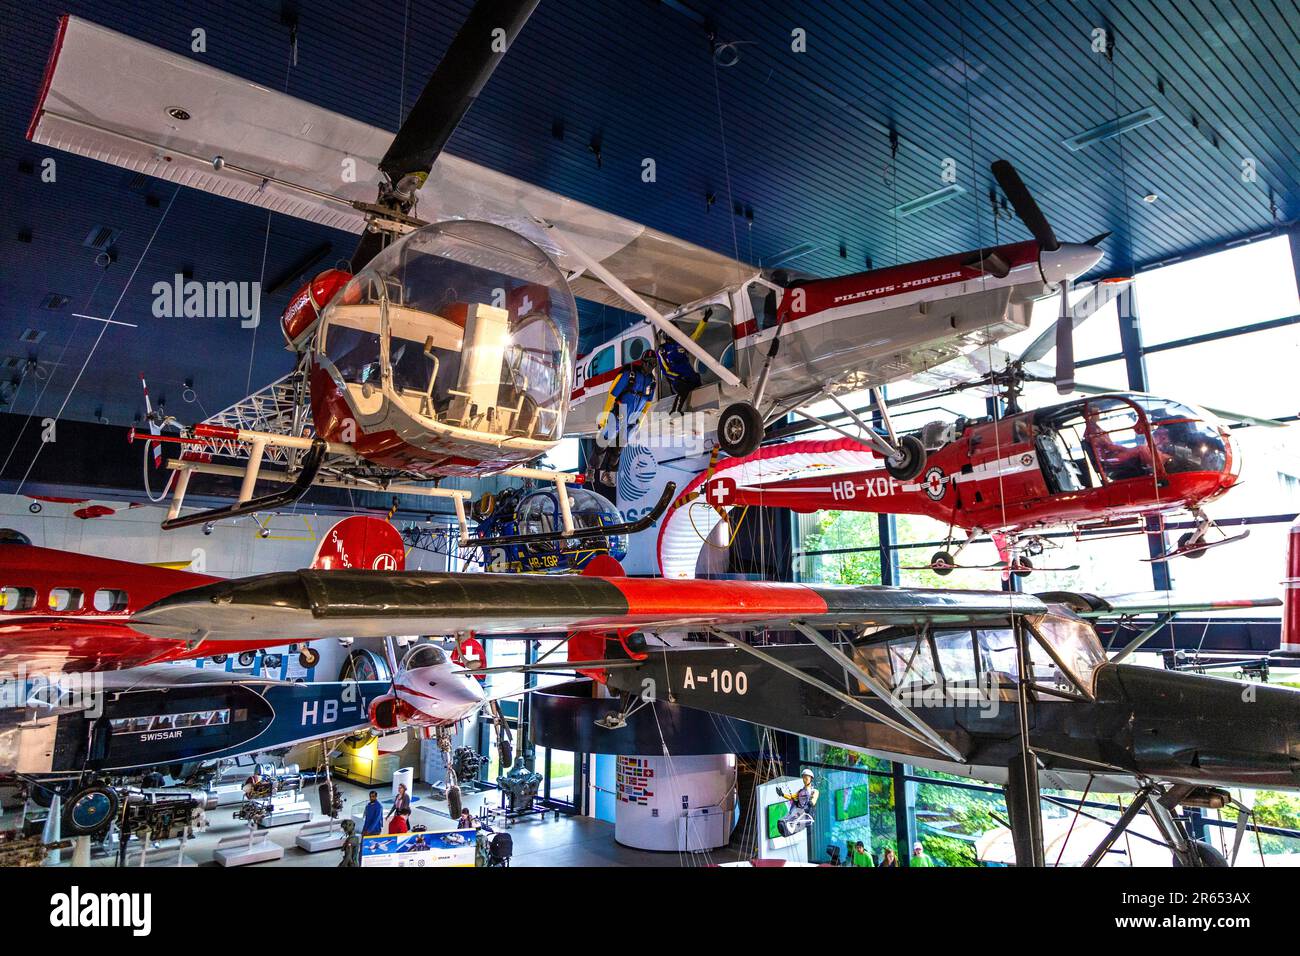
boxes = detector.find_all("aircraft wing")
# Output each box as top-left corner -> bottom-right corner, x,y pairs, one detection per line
128,571 -> 1045,644
28,16 -> 750,311
658,437 -> 884,579
1037,590 -> 1282,617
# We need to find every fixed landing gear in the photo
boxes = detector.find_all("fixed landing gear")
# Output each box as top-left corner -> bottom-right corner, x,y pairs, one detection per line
717,402 -> 764,457
884,434 -> 927,482
930,551 -> 955,576
1178,531 -> 1206,559
1010,556 -> 1034,578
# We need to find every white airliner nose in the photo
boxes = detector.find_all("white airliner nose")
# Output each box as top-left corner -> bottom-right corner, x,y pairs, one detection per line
1039,242 -> 1104,284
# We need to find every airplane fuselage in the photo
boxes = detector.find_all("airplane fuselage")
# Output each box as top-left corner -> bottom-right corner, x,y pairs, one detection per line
603,641 -> 1300,793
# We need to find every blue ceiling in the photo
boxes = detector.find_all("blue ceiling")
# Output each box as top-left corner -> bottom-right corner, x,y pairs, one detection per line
2,0 -> 1298,428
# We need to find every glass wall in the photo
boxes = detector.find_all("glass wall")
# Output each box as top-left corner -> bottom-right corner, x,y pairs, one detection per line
801,741 -> 898,865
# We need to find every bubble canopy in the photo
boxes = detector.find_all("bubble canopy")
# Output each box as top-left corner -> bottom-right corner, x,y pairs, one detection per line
316,220 -> 578,448
515,486 -> 629,558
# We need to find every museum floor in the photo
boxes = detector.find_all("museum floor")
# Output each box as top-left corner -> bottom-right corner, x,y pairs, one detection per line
8,778 -> 750,868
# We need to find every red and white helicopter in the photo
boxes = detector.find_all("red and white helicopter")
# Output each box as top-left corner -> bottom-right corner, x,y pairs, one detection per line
29,9 -> 1108,550
656,329 -> 1287,578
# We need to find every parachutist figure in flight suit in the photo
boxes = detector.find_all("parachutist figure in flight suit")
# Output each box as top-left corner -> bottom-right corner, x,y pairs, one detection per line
587,350 -> 658,497
775,768 -> 820,838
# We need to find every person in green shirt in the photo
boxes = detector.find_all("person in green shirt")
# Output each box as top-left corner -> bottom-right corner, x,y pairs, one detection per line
850,840 -> 875,867
910,841 -> 934,867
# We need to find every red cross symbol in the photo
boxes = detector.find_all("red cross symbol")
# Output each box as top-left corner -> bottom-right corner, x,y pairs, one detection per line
707,476 -> 737,506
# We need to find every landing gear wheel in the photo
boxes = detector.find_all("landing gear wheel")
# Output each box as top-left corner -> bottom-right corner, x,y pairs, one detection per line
1011,557 -> 1033,578
717,402 -> 764,458
447,785 -> 463,820
930,551 -> 955,576
298,647 -> 320,669
498,738 -> 513,769
884,434 -> 926,482
210,654 -> 228,664
237,651 -> 257,667
1173,839 -> 1229,867
64,784 -> 119,836
1178,532 -> 1206,558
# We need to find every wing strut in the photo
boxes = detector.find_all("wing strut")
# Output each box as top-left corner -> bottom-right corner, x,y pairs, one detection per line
789,622 -> 964,760
706,626 -> 964,761
545,224 -> 742,388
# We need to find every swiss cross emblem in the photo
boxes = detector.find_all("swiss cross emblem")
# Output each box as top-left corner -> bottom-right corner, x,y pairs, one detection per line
707,476 -> 737,507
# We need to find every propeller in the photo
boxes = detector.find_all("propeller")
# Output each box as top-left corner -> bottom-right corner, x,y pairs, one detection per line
991,160 -> 1108,394
351,0 -> 541,271
991,160 -> 1059,253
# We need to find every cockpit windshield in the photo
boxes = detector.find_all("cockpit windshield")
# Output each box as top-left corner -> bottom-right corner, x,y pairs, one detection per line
1028,614 -> 1106,694
516,487 -> 628,557
402,643 -> 447,670
317,221 -> 578,442
1133,397 -> 1229,475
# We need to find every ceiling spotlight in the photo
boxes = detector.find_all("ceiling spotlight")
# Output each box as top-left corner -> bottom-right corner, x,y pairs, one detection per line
1142,193 -> 1159,203
167,107 -> 191,121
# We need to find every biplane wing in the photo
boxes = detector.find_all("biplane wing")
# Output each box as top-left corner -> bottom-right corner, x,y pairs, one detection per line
128,571 -> 1044,645
28,16 -> 750,312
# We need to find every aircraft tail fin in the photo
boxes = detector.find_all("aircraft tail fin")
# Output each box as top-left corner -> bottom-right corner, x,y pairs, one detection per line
312,516 -> 406,572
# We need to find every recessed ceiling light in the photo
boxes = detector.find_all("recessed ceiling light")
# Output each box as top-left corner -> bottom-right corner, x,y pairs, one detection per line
1142,193 -> 1159,203
892,183 -> 966,217
167,107 -> 191,121
1063,107 -> 1164,150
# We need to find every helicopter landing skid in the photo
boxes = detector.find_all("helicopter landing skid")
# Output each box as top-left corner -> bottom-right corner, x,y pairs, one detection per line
459,483 -> 676,549
1146,529 -> 1250,563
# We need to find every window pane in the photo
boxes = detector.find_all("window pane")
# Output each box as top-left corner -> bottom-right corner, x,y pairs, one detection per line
796,511 -> 880,584
1135,235 -> 1299,347
887,634 -> 935,688
1145,325 -> 1299,420
1166,520 -> 1292,617
933,629 -> 977,682
997,290 -> 1122,363
1032,615 -> 1105,692
975,629 -> 1019,680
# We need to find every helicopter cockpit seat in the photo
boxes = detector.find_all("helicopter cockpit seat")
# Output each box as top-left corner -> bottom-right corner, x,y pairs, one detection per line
444,303 -> 513,433
1035,426 -> 1084,494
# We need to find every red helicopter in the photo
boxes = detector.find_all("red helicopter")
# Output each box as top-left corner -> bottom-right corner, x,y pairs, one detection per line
659,382 -> 1256,579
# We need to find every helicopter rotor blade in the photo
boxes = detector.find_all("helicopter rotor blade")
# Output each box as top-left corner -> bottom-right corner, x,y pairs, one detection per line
350,0 -> 540,271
